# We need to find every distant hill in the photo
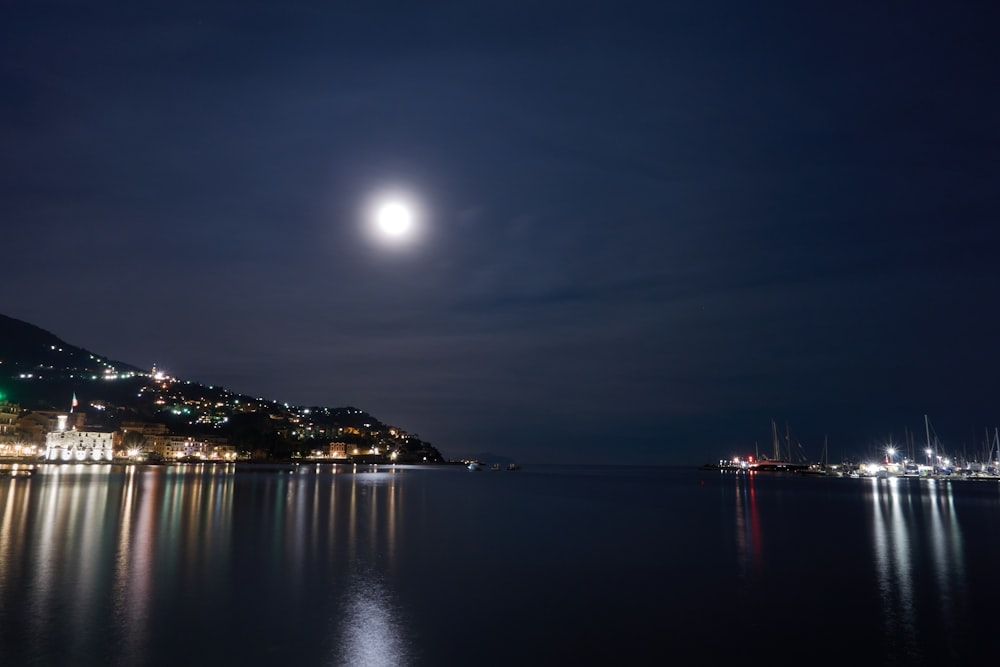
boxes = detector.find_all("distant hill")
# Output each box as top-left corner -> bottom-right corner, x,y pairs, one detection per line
0,312 -> 444,462
0,313 -> 149,410
0,313 -> 144,378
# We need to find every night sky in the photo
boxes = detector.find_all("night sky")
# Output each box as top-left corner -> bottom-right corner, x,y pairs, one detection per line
2,2 -> 998,464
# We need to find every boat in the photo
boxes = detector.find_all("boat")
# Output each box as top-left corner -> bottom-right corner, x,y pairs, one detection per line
698,460 -> 743,472
0,464 -> 34,478
750,459 -> 810,473
967,469 -> 1000,481
467,461 -> 482,471
797,436 -> 842,476
507,463 -> 521,471
968,428 -> 1000,480
749,420 -> 810,472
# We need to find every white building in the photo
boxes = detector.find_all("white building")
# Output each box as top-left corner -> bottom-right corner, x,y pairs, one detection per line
44,429 -> 114,462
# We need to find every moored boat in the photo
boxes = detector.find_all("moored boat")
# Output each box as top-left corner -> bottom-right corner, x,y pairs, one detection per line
749,459 -> 810,472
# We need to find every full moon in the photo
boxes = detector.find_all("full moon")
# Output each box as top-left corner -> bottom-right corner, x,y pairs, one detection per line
376,202 -> 412,237
361,189 -> 424,250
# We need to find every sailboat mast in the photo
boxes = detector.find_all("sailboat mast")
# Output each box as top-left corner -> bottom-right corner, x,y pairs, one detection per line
771,419 -> 780,461
924,414 -> 932,460
994,428 -> 999,468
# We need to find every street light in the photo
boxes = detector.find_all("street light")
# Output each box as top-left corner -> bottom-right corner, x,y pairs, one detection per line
925,448 -> 932,465
886,446 -> 896,464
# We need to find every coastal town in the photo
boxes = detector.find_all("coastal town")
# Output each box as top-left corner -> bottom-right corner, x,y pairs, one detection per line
0,390 -> 439,466
1,313 -> 445,467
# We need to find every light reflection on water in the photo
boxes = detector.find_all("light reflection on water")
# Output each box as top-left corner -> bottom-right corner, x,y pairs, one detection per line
0,463 -> 413,666
925,478 -> 968,653
3,463 -> 1000,665
733,473 -> 761,579
871,477 -> 919,658
716,468 -> 999,663
334,566 -> 409,667
868,476 -> 972,661
113,465 -> 146,664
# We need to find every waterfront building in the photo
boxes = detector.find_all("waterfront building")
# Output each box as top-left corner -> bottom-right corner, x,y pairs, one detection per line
164,435 -> 204,459
202,435 -> 235,460
204,443 -> 236,460
161,434 -> 234,460
0,400 -> 20,442
44,428 -> 114,462
115,421 -> 170,455
0,400 -> 33,457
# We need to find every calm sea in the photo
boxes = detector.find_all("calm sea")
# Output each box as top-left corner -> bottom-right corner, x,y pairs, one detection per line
1,462 -> 999,666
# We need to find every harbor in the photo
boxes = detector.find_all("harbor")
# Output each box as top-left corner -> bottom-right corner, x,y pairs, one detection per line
698,457 -> 1000,481
700,415 -> 1000,481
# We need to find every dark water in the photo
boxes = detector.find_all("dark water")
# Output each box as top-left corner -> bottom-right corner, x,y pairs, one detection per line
2,463 -> 999,666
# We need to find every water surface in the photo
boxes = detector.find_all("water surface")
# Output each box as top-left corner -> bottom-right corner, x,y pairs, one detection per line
2,463 -> 998,665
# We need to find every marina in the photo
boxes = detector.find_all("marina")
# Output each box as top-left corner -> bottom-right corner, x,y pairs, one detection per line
699,459 -> 1000,481
702,415 -> 1000,481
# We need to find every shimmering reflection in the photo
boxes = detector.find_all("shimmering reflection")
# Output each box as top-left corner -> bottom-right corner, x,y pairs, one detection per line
333,566 -> 410,667
254,467 -> 404,588
924,478 -> 967,645
0,473 -> 32,597
0,463 -> 235,665
332,472 -> 407,666
221,465 -> 410,664
871,477 -> 918,657
112,465 -> 143,661
4,464 -> 1000,665
733,473 -> 761,578
869,477 -> 967,659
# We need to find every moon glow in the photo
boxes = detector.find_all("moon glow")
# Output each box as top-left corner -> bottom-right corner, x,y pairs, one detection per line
376,202 -> 413,237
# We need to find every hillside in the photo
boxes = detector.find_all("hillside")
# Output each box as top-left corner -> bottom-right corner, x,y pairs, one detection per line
0,313 -> 143,379
0,313 -> 444,462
